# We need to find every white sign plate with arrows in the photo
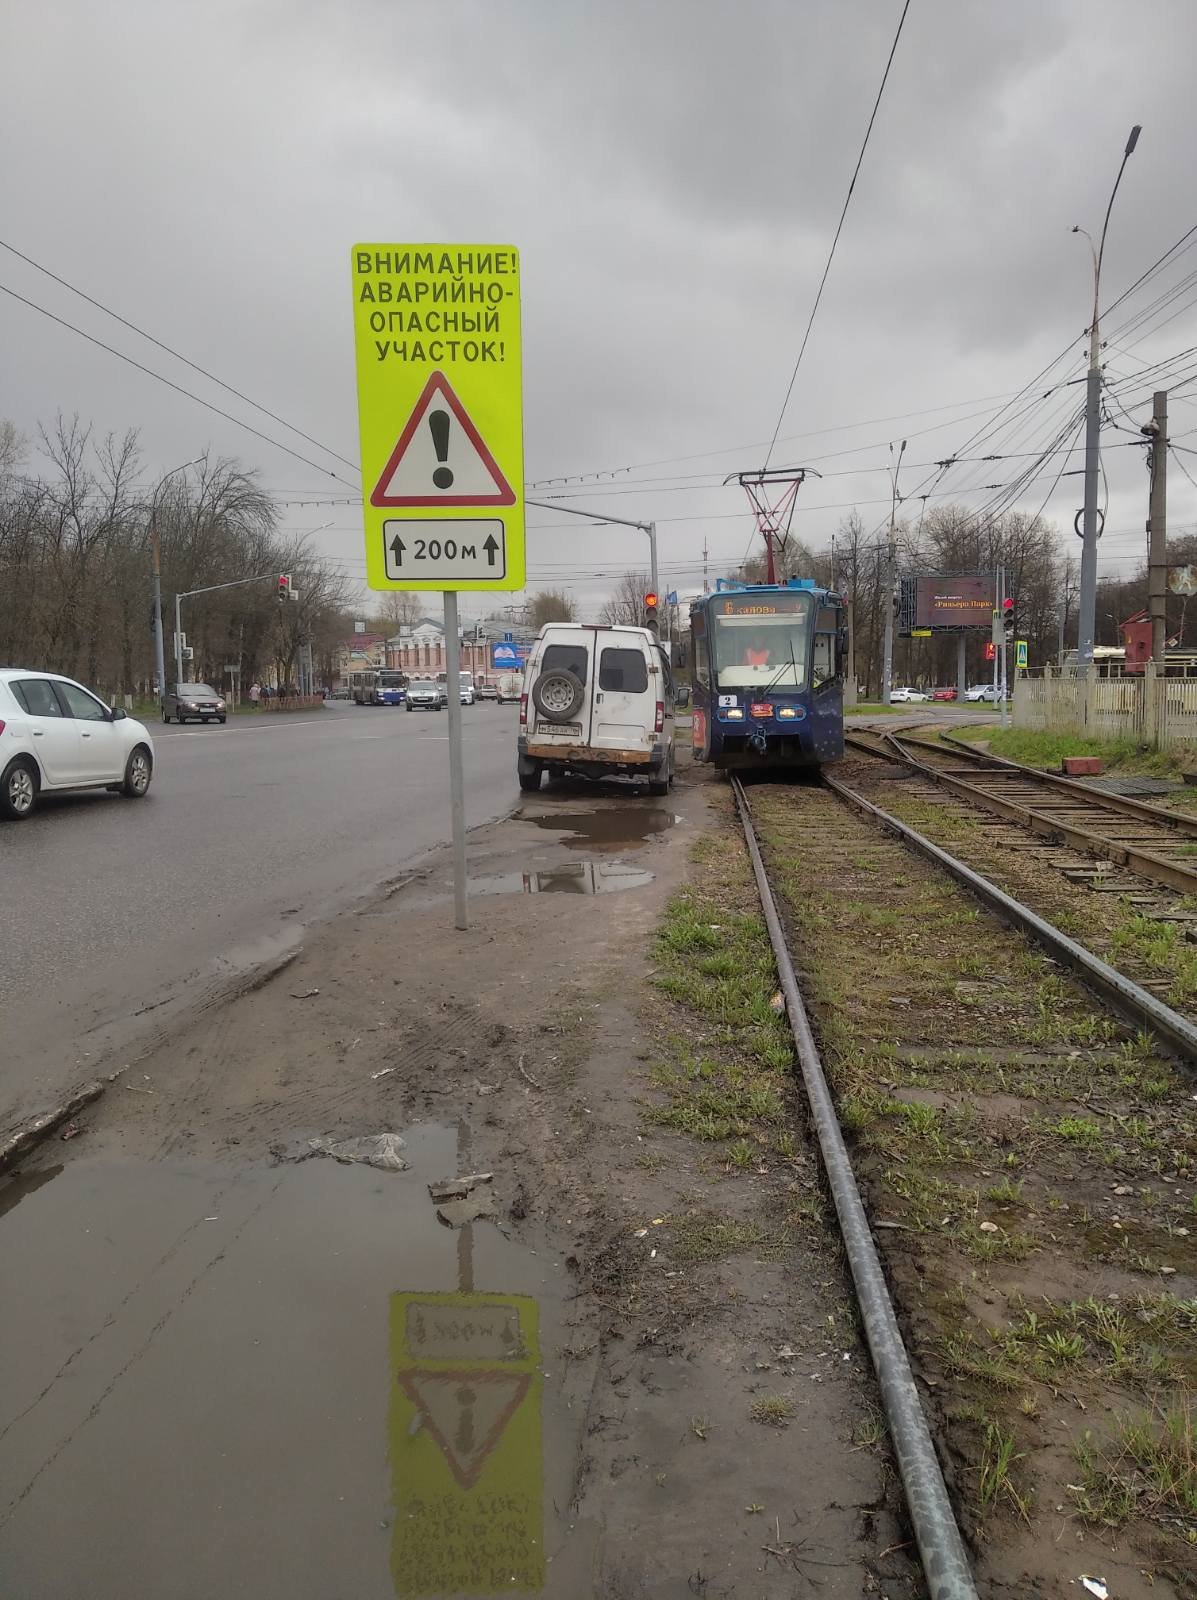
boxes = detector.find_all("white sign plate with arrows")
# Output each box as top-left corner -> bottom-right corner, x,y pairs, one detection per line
382,519 -> 506,583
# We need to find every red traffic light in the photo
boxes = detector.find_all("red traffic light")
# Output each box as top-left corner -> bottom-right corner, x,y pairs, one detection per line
1002,597 -> 1014,612
984,641 -> 996,661
644,591 -> 659,609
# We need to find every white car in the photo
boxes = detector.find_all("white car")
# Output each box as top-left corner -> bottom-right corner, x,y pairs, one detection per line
890,686 -> 930,703
963,684 -> 1000,702
0,669 -> 155,820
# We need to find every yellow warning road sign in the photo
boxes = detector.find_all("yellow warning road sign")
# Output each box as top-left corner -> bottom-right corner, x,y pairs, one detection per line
350,245 -> 524,592
389,1291 -> 543,1596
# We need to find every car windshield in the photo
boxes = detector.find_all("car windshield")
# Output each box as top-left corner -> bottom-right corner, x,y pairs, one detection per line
177,684 -> 217,696
710,593 -> 813,689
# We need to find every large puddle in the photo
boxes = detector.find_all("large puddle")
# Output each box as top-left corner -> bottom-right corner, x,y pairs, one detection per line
524,809 -> 679,852
0,1128 -> 588,1598
469,860 -> 654,896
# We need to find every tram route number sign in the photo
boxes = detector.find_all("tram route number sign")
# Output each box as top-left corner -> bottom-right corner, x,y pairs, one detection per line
350,245 -> 525,593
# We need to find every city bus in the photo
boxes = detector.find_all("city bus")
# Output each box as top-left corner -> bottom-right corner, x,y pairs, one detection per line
689,578 -> 846,772
350,669 -> 409,706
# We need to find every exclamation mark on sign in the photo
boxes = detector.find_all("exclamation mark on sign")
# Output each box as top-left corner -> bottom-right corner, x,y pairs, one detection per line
429,409 -> 453,490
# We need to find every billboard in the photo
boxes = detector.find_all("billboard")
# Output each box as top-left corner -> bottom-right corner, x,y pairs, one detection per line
914,574 -> 995,631
491,640 -> 531,670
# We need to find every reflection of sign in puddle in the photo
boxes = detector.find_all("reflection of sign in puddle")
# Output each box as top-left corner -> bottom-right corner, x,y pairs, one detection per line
469,860 -> 653,896
391,1292 -> 543,1594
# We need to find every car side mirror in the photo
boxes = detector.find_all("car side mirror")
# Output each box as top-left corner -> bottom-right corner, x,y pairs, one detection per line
110,706 -> 127,722
674,686 -> 691,708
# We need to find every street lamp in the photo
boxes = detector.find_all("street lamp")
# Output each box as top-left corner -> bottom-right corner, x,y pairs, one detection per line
525,497 -> 659,626
1073,124 -> 1141,673
149,456 -> 203,698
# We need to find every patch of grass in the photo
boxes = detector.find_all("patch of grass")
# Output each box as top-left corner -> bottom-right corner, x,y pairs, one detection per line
977,1418 -> 1032,1522
750,1393 -> 795,1427
669,1212 -> 765,1265
957,725 -> 1184,778
1051,1115 -> 1106,1149
1073,1401 -> 1196,1532
985,1177 -> 1024,1205
851,1405 -> 886,1450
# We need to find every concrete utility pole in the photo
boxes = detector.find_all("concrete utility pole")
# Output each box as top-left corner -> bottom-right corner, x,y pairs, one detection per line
881,439 -> 906,704
1075,124 -> 1141,672
1143,390 -> 1168,662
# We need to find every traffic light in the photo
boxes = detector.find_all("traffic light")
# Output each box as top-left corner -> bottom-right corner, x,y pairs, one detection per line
644,590 -> 659,629
984,640 -> 996,662
1002,596 -> 1015,639
277,573 -> 291,603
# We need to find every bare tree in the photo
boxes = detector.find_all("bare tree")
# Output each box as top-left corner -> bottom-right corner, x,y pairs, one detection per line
373,590 -> 422,633
599,571 -> 651,627
528,588 -> 575,627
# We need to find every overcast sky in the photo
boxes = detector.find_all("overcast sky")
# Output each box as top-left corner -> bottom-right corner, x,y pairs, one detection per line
4,0 -> 1196,621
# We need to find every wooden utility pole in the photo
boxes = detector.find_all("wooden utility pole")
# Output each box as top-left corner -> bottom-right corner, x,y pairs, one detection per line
1144,390 -> 1168,662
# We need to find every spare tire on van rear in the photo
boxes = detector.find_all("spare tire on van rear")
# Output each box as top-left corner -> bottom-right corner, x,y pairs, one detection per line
531,669 -> 585,723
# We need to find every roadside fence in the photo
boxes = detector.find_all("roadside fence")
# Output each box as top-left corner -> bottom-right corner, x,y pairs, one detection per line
1014,664 -> 1197,749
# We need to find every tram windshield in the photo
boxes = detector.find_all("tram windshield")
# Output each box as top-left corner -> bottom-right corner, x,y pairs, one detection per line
710,592 -> 813,689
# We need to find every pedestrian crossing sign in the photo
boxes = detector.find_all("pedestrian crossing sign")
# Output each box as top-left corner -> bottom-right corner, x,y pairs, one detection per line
1016,639 -> 1028,669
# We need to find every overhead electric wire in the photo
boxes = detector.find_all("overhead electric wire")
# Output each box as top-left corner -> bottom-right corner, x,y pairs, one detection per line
0,237 -> 361,475
0,281 -> 359,487
762,0 -> 912,469
525,389 -> 1025,489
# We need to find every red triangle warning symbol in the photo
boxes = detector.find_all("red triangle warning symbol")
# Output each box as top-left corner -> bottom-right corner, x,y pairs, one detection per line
399,1369 -> 530,1489
370,371 -> 516,508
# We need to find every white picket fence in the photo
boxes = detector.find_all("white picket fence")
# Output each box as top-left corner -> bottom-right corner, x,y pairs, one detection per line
1014,666 -> 1197,749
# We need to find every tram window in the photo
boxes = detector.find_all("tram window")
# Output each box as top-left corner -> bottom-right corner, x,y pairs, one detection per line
812,632 -> 835,685
542,643 -> 588,683
599,647 -> 648,693
694,631 -> 710,688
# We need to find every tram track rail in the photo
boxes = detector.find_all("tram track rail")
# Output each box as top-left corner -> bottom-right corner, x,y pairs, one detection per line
845,726 -> 1197,899
729,769 -> 1196,1595
730,775 -> 979,1600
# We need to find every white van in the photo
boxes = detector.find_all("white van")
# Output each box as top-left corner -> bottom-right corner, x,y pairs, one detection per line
516,623 -> 676,795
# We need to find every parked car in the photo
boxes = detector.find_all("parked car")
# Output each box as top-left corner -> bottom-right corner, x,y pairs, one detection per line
459,672 -> 476,706
406,679 -> 448,712
517,622 -> 676,796
963,683 -> 1000,702
931,686 -> 958,702
475,680 -> 499,701
890,686 -> 930,703
162,682 -> 226,724
0,670 -> 155,820
495,672 -> 523,703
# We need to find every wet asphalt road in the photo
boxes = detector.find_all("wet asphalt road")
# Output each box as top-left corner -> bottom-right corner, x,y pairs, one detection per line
0,701 -> 520,1125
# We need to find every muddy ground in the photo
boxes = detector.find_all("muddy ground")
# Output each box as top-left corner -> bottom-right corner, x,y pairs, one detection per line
0,760 -> 921,1600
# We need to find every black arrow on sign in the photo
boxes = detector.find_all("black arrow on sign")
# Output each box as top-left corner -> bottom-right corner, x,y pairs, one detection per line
483,534 -> 499,568
389,534 -> 406,568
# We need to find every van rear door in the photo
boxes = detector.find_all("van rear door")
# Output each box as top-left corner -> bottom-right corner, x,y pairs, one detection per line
530,636 -> 592,744
591,632 -> 654,752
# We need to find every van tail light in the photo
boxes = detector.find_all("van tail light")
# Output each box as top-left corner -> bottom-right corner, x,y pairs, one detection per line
654,700 -> 664,733
519,693 -> 528,727
0,720 -> 5,735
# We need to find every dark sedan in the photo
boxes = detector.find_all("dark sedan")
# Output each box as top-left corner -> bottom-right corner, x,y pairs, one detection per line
162,682 -> 227,724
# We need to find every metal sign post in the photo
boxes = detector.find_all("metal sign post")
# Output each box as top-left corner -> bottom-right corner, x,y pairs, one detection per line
350,244 -> 525,931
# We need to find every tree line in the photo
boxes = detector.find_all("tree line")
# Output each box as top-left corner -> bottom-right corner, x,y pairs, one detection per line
0,415 -> 351,699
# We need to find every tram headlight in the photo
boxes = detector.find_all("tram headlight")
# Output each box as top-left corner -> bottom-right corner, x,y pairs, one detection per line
724,708 -> 744,720
777,706 -> 797,719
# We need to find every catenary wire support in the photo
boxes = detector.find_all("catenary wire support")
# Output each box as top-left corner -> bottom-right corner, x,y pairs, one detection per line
730,777 -> 980,1600
724,466 -> 821,583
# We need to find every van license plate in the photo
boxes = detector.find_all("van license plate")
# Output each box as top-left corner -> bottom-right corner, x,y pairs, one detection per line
538,721 -> 581,738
